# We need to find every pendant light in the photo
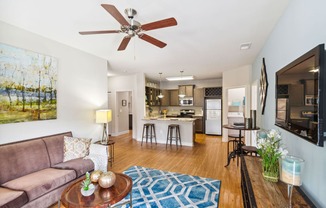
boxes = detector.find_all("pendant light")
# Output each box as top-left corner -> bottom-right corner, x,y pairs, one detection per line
158,72 -> 164,99
178,70 -> 185,98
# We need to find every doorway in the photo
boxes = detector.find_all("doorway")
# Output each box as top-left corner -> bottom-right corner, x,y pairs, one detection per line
116,91 -> 133,135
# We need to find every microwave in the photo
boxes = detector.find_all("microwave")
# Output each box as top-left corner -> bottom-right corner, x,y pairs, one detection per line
179,98 -> 193,106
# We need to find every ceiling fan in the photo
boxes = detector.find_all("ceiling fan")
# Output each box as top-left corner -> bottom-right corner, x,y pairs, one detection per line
79,4 -> 178,51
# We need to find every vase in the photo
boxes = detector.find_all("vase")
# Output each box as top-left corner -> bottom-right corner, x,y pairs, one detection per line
98,171 -> 116,188
81,184 -> 95,196
262,171 -> 279,182
90,170 -> 103,183
262,161 -> 279,182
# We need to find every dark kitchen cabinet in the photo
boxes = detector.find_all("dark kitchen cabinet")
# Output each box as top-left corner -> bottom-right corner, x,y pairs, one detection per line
145,87 -> 161,106
194,88 -> 204,107
193,116 -> 203,133
160,90 -> 170,106
289,84 -> 304,107
170,89 -> 179,106
291,118 -> 309,129
305,79 -> 318,95
179,85 -> 194,97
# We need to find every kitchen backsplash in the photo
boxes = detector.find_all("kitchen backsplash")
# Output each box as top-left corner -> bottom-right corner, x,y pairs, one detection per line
146,106 -> 204,117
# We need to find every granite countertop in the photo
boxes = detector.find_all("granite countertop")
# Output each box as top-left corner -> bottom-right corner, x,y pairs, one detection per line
143,117 -> 196,122
290,117 -> 310,120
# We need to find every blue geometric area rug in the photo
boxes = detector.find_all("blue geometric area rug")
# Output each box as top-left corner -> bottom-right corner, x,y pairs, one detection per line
118,166 -> 221,208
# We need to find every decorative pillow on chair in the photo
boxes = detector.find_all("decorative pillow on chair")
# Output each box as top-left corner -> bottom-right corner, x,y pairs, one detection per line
63,136 -> 92,162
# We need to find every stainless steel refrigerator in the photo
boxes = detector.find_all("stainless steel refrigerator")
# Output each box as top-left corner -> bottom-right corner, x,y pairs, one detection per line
205,99 -> 222,135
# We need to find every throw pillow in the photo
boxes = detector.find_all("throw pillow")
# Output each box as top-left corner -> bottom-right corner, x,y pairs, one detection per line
63,136 -> 92,162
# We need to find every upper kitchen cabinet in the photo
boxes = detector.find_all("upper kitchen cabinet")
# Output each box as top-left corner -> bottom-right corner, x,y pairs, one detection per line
179,85 -> 194,97
289,84 -> 304,106
160,90 -> 170,106
194,88 -> 204,107
170,89 -> 179,106
145,87 -> 161,106
304,79 -> 318,95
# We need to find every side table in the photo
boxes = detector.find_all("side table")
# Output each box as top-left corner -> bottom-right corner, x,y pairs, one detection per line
95,140 -> 115,167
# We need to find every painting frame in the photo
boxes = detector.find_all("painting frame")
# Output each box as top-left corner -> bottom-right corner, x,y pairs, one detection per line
0,43 -> 58,124
259,58 -> 268,115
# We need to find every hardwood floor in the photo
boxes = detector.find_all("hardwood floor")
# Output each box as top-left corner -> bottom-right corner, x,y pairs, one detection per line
53,131 -> 243,208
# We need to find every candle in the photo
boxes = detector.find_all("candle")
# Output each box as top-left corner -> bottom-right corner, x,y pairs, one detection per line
280,155 -> 305,186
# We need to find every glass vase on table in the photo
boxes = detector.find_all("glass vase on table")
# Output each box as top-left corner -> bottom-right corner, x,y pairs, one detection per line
279,155 -> 305,208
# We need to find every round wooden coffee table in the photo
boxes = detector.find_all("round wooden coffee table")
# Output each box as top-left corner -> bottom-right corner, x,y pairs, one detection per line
60,173 -> 132,208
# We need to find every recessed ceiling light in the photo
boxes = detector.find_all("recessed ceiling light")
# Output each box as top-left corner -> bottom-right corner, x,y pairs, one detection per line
240,42 -> 252,50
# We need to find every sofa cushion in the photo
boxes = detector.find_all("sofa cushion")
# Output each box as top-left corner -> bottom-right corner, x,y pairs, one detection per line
0,187 -> 28,208
53,158 -> 94,177
63,136 -> 92,162
42,132 -> 73,166
0,139 -> 50,184
2,168 -> 76,202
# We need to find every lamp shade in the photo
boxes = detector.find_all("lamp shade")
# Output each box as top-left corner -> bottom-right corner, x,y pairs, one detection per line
96,110 -> 112,123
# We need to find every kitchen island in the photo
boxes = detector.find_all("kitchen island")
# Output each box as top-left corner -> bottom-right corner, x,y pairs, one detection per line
140,117 -> 196,146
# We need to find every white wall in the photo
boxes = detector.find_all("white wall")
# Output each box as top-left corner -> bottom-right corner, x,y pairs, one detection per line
251,0 -> 326,206
222,65 -> 252,142
107,73 -> 145,139
0,21 -> 108,143
116,91 -> 129,133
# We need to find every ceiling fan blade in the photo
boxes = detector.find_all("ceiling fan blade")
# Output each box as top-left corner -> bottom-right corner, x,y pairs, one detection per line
141,17 -> 177,31
79,30 -> 120,35
138,34 -> 167,48
118,36 -> 132,51
101,4 -> 130,26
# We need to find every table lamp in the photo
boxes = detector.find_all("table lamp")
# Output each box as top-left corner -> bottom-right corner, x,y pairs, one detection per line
279,155 -> 305,208
96,109 -> 112,144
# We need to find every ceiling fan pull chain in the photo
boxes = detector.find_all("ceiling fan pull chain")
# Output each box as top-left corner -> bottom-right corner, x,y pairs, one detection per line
134,38 -> 136,61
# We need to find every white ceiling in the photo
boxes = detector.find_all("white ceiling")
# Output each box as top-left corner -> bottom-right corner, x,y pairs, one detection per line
0,0 -> 290,81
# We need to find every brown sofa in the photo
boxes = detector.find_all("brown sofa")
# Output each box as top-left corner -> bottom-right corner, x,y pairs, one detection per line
0,132 -> 94,208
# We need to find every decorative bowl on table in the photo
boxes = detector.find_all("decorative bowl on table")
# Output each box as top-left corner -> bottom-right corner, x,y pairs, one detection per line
81,184 -> 95,196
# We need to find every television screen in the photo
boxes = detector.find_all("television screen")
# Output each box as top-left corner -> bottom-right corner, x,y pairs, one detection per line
275,44 -> 325,146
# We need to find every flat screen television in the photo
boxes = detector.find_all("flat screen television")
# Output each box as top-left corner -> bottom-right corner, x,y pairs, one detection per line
275,44 -> 325,147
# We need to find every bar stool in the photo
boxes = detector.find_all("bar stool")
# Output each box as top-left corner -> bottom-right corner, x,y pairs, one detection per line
141,123 -> 157,145
241,146 -> 258,156
227,133 -> 244,160
166,124 -> 182,148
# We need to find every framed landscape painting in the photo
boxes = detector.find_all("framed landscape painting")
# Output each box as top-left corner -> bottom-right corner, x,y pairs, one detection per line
0,43 -> 58,124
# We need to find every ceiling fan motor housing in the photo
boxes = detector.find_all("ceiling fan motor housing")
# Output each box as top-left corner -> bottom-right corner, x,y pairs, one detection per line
124,8 -> 137,19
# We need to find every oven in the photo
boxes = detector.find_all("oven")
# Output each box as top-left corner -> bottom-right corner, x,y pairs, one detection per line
178,109 -> 195,118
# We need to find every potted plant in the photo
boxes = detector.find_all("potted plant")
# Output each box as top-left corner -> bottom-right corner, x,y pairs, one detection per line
80,172 -> 95,196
